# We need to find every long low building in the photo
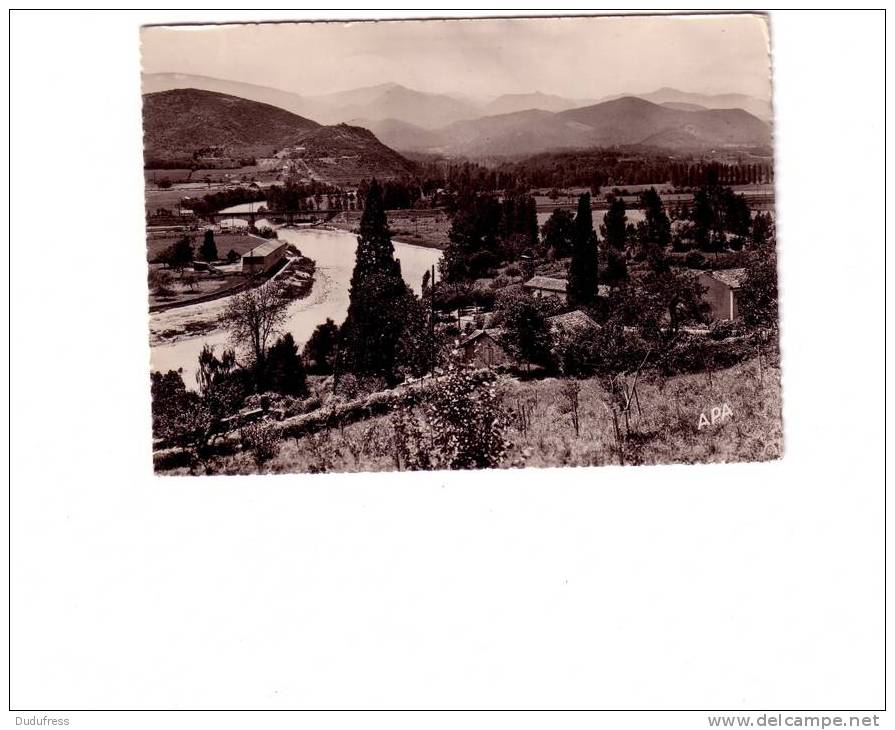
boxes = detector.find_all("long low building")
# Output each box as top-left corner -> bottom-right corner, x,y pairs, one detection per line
241,240 -> 287,275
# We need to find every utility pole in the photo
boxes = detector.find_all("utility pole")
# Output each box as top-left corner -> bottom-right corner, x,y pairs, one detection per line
429,264 -> 436,374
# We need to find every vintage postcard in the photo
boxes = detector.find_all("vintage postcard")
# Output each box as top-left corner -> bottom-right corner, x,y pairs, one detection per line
142,14 -> 780,475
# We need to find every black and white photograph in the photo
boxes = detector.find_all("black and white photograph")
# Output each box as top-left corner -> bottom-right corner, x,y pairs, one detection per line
143,15 -> 782,476
9,9 -> 885,722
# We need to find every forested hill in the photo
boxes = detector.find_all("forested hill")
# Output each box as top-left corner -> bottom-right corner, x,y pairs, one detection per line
142,88 -> 416,182
142,88 -> 321,159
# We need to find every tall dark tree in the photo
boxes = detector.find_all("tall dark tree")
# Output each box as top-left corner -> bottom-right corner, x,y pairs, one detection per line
601,195 -> 628,251
266,332 -> 308,396
440,192 -> 501,282
690,187 -> 715,251
751,211 -> 775,247
567,193 -> 599,308
302,318 -> 339,374
340,270 -> 413,385
498,293 -> 555,371
199,229 -> 218,262
341,180 -> 414,385
540,208 -> 575,259
349,179 -> 400,285
522,194 -> 539,250
639,187 -> 671,251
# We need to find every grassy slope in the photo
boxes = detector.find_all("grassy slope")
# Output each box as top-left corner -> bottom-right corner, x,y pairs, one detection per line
162,357 -> 782,476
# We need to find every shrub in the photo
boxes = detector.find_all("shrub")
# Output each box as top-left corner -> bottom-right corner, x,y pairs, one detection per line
709,319 -> 744,341
423,362 -> 509,470
148,268 -> 173,296
470,286 -> 496,310
300,395 -> 322,413
434,282 -> 474,311
240,420 -> 281,469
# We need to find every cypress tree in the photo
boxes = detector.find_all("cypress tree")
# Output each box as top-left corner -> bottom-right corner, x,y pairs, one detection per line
602,195 -> 628,251
567,193 -> 599,309
200,229 -> 218,262
639,187 -> 671,249
266,333 -> 308,396
341,179 -> 412,385
349,179 -> 400,286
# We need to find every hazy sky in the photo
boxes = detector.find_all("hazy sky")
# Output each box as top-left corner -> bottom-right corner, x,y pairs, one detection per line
141,14 -> 772,101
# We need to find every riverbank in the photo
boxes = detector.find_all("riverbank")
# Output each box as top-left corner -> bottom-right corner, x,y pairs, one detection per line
149,250 -> 316,347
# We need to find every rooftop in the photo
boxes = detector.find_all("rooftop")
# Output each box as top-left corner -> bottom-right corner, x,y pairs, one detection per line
460,328 -> 505,347
243,239 -> 286,259
704,268 -> 748,289
524,275 -> 568,293
548,310 -> 599,332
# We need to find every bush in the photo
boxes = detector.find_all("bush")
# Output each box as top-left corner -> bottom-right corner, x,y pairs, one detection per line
709,319 -> 744,341
300,395 -> 322,413
148,268 -> 173,296
470,286 -> 496,310
422,361 -> 509,470
434,282 -> 474,311
240,420 -> 281,469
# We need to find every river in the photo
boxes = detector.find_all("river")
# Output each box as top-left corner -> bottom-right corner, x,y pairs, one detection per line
149,227 -> 442,388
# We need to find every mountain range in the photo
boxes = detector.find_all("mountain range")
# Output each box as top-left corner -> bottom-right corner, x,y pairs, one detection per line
144,72 -> 772,128
361,96 -> 771,156
142,75 -> 773,179
143,74 -> 481,129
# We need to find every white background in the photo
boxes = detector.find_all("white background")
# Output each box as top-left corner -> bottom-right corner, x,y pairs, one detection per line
6,7 -> 888,728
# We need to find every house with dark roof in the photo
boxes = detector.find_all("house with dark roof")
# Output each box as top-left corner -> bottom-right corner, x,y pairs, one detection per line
547,310 -> 599,337
524,275 -> 568,303
459,328 -> 512,369
697,268 -> 747,321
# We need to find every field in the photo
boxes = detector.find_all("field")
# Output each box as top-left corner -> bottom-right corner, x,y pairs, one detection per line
331,208 -> 451,250
157,357 -> 782,475
146,233 -> 262,263
144,176 -> 281,215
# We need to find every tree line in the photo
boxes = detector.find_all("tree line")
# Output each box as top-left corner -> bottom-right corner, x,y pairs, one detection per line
415,151 -> 774,195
